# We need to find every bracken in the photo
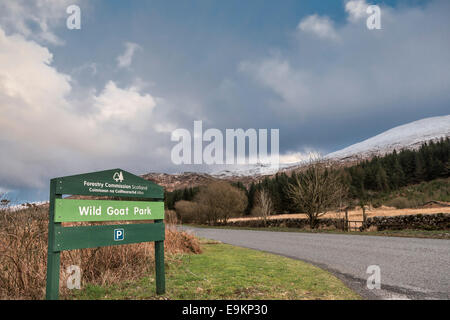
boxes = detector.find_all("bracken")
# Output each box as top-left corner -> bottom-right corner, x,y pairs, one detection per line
0,206 -> 201,300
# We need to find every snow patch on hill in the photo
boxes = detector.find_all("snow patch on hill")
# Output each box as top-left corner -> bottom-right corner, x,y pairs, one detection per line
325,115 -> 450,161
210,115 -> 450,177
210,162 -> 294,178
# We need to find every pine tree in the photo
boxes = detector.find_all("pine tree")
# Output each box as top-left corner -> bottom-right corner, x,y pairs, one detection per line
375,166 -> 389,192
246,182 -> 256,216
414,153 -> 426,183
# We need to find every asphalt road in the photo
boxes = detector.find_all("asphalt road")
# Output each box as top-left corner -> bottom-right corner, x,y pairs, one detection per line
183,227 -> 450,300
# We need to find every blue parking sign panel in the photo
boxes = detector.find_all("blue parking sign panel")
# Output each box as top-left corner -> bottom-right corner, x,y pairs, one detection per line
114,228 -> 124,241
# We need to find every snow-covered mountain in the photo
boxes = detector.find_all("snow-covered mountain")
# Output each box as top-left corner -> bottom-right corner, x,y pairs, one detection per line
211,115 -> 450,177
325,115 -> 450,161
143,115 -> 450,189
210,162 -> 295,178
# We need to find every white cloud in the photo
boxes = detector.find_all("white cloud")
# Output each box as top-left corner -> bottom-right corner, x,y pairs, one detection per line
240,58 -> 311,108
298,14 -> 339,41
117,42 -> 141,68
241,1 -> 450,119
0,0 -> 83,45
0,30 -> 71,107
345,0 -> 369,22
154,122 -> 178,134
0,28 -> 163,189
94,81 -> 156,130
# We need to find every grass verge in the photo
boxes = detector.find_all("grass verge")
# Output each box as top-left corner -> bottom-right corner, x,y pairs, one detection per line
186,224 -> 450,239
70,240 -> 360,300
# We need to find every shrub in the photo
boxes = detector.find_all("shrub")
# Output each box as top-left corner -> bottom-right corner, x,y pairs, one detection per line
194,182 -> 247,225
175,182 -> 247,225
386,197 -> 414,209
174,200 -> 200,224
250,206 -> 263,217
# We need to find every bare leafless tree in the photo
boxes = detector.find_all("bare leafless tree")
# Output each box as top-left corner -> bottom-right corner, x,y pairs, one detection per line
287,160 -> 348,229
252,189 -> 274,226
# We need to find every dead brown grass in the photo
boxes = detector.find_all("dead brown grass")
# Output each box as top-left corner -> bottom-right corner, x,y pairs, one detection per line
229,206 -> 450,222
0,206 -> 201,300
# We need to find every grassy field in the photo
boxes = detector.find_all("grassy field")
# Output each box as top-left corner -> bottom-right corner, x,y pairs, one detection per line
70,239 -> 360,300
228,206 -> 450,223
187,224 -> 450,239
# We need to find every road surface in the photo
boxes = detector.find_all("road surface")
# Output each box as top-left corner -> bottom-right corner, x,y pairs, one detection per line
183,227 -> 450,300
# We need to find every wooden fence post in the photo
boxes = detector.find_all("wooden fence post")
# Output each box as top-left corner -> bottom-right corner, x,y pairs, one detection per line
345,208 -> 349,232
362,206 -> 367,231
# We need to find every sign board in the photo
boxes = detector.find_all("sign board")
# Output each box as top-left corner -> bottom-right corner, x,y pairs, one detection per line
54,169 -> 163,199
54,199 -> 165,222
45,169 -> 165,300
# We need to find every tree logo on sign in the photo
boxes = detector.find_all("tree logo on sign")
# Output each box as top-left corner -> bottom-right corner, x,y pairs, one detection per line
113,171 -> 124,183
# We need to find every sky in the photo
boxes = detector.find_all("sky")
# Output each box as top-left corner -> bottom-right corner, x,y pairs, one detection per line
0,0 -> 449,203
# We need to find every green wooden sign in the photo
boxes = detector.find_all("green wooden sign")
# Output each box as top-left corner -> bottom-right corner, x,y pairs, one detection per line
45,169 -> 166,300
51,223 -> 165,251
54,168 -> 164,199
54,199 -> 164,222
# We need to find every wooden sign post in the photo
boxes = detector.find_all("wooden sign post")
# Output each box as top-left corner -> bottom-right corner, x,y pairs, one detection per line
45,169 -> 165,300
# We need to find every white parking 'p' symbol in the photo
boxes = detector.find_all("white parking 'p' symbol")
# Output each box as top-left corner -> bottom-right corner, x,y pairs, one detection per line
114,228 -> 124,241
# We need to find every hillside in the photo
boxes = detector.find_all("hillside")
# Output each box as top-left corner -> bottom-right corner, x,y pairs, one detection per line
326,115 -> 450,161
142,115 -> 450,191
141,172 -> 219,192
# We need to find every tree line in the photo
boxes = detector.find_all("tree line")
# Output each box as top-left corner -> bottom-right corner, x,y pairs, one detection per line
166,138 -> 449,221
246,138 -> 449,214
346,138 -> 449,196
